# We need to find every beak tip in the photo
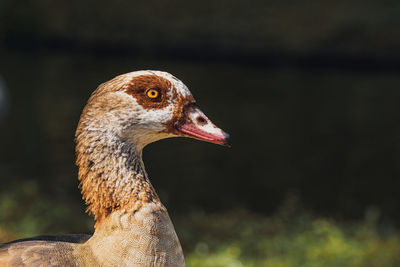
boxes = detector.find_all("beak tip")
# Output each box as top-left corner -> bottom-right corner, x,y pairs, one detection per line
222,133 -> 232,147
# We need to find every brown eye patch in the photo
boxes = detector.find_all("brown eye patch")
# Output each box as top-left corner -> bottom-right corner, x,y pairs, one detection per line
124,75 -> 172,110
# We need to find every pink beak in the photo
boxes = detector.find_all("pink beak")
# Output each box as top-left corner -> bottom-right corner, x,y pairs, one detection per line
175,103 -> 231,147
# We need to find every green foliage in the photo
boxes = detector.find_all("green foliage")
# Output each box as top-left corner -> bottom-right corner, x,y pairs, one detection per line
1,192 -> 400,266
0,181 -> 92,241
176,201 -> 400,267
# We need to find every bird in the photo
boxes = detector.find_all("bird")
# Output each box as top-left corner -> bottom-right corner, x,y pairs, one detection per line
0,70 -> 231,267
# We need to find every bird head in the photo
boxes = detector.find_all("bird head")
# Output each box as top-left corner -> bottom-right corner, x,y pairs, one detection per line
78,70 -> 231,151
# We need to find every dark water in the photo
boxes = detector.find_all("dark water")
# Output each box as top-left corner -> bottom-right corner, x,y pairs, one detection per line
1,49 -> 400,223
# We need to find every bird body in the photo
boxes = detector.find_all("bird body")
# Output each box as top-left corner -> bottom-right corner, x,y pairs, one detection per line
0,70 -> 230,267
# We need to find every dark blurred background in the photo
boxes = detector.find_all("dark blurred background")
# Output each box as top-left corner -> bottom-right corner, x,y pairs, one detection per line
1,0 -> 400,252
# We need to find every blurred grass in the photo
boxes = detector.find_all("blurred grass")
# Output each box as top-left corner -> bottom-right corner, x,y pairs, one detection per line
177,196 -> 400,267
179,211 -> 400,267
0,181 -> 93,242
1,191 -> 399,266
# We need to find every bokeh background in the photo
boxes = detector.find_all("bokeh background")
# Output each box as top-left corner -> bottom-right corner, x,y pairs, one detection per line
1,1 -> 400,266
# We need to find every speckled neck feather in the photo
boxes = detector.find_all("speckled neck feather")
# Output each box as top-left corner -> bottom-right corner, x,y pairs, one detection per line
75,132 -> 160,224
74,78 -> 163,225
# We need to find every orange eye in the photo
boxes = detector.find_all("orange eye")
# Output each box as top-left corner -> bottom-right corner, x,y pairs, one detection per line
146,89 -> 159,99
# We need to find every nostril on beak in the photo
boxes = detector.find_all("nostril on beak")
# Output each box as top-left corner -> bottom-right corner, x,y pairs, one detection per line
196,116 -> 207,125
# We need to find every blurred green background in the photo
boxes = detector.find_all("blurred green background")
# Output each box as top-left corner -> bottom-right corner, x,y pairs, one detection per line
1,0 -> 400,266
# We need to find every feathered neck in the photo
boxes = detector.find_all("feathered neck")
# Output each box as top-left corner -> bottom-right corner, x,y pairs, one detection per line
75,123 -> 160,225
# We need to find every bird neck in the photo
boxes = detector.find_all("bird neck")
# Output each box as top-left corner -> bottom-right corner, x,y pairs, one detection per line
75,127 -> 161,226
74,126 -> 185,266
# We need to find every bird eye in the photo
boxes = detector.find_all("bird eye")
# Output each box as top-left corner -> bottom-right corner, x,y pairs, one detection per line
145,88 -> 160,99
